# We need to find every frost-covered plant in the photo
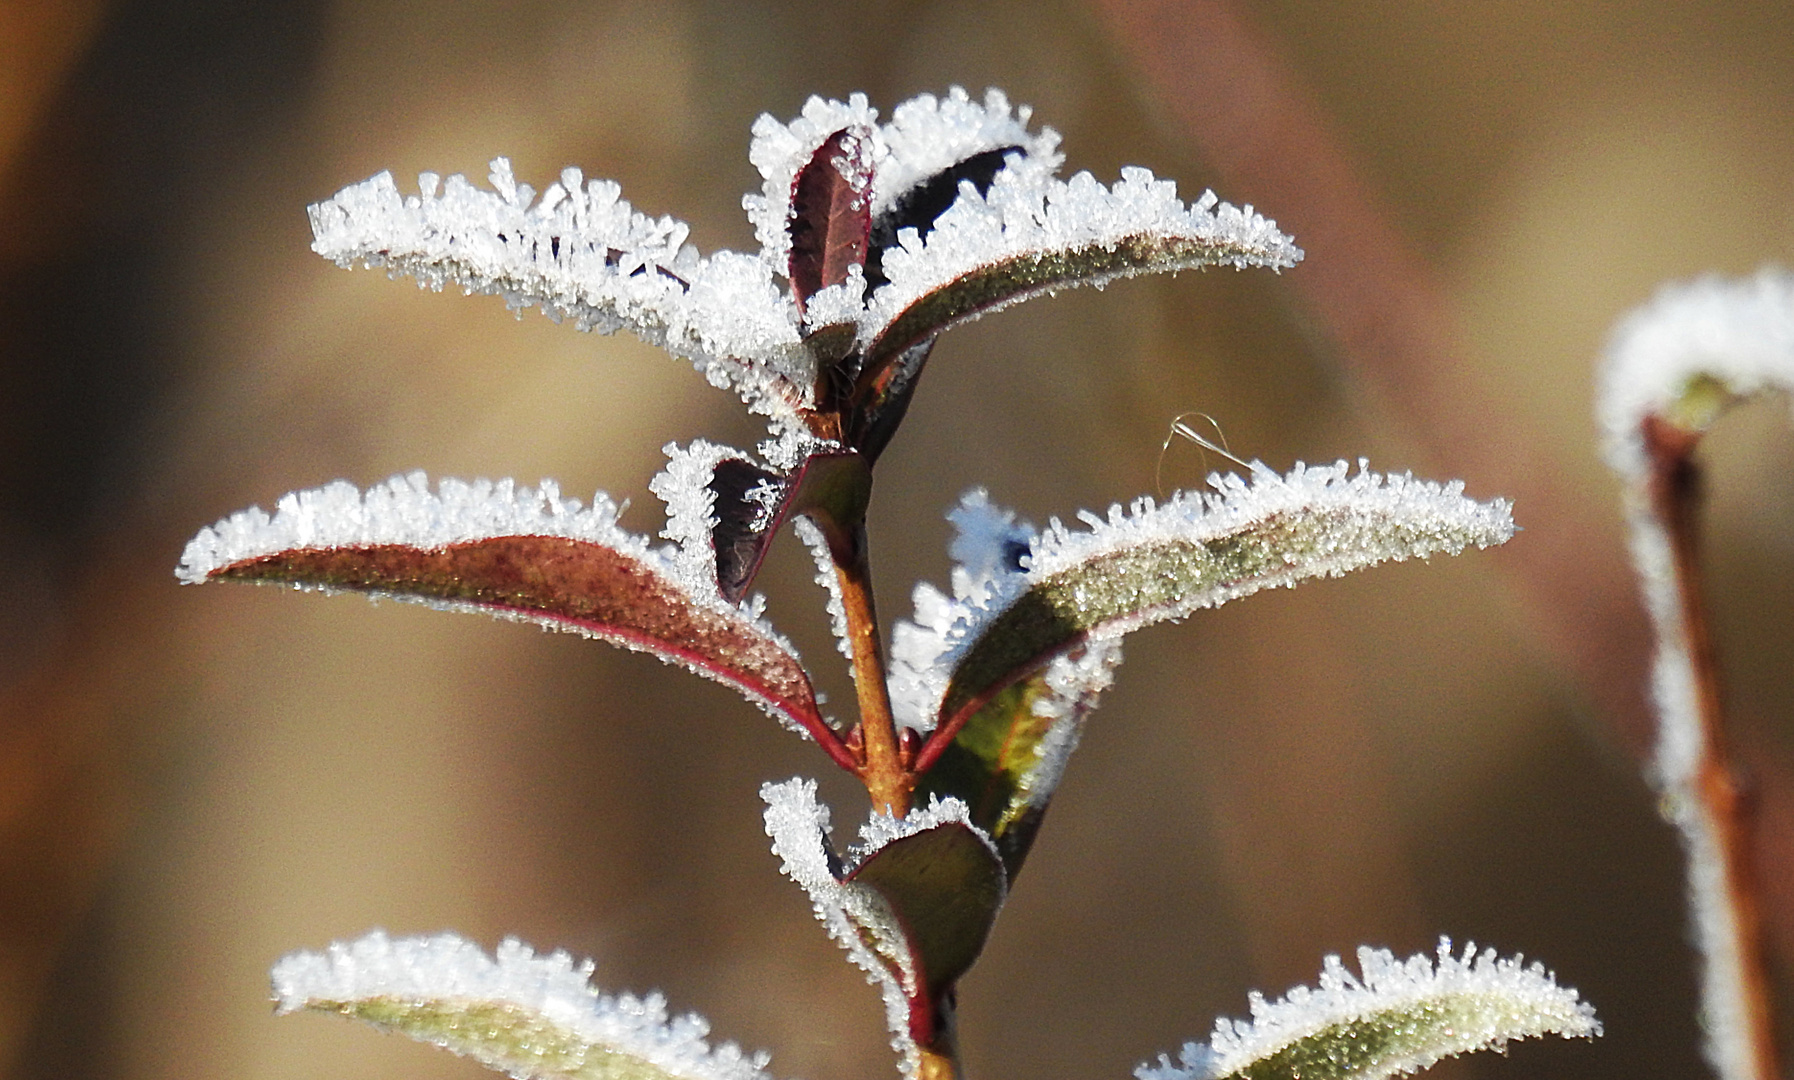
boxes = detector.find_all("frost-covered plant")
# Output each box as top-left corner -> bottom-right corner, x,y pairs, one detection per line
1599,268 -> 1794,1080
179,88 -> 1597,1080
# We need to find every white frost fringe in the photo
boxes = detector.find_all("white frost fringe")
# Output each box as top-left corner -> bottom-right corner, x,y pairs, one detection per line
760,779 -> 995,1079
889,462 -> 1514,732
308,87 -> 1297,430
1136,940 -> 1598,1080
273,930 -> 775,1080
177,471 -> 640,585
1596,267 -> 1794,1080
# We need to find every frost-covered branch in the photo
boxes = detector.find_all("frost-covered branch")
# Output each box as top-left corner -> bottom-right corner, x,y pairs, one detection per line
1138,941 -> 1597,1080
273,931 -> 777,1080
1597,268 -> 1794,1080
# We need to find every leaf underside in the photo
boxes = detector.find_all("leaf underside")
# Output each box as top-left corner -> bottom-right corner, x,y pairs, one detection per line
213,537 -> 824,732
847,822 -> 1007,1022
940,510 -> 1341,727
316,997 -> 680,1080
873,236 -> 1256,398
789,127 -> 872,314
708,457 -> 789,604
706,451 -> 872,603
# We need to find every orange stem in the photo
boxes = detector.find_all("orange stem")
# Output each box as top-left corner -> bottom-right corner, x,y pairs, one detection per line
1645,416 -> 1779,1080
831,522 -> 909,816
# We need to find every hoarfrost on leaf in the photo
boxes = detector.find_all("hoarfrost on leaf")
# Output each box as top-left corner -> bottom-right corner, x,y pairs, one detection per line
761,779 -> 1005,1078
893,461 -> 1515,738
1597,267 -> 1794,482
273,930 -> 777,1080
308,159 -> 813,425
855,165 -> 1302,370
177,471 -> 834,747
1137,940 -> 1599,1080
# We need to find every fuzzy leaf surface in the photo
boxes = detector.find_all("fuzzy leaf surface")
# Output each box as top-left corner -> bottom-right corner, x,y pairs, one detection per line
1136,941 -> 1598,1080
274,931 -> 776,1080
896,463 -> 1513,751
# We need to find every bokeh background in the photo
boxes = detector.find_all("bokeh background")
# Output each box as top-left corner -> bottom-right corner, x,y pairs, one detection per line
2,2 -> 1792,1079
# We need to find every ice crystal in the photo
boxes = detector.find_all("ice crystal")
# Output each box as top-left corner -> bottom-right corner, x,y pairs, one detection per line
274,930 -> 775,1080
890,461 -> 1514,732
178,472 -> 640,586
1138,940 -> 1598,1080
1596,267 -> 1794,1080
178,471 -> 828,737
307,86 -> 1297,447
310,161 -> 813,426
760,778 -> 995,1078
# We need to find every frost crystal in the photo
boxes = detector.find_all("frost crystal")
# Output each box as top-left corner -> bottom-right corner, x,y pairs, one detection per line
309,160 -> 813,425
891,462 -> 1514,731
1019,640 -> 1123,807
888,489 -> 1035,731
793,517 -> 853,661
307,87 -> 1297,449
1598,268 -> 1794,482
857,166 -> 1301,356
1596,267 -> 1794,1080
178,471 -> 639,585
273,930 -> 776,1080
1138,940 -> 1598,1080
760,779 -> 992,1078
177,472 -> 826,737
652,440 -> 746,588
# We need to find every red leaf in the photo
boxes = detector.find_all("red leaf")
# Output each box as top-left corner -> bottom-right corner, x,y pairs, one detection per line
707,450 -> 873,604
209,536 -> 850,765
787,127 -> 873,316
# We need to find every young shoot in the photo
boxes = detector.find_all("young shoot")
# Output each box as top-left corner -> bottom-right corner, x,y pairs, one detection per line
181,87 -> 1589,1080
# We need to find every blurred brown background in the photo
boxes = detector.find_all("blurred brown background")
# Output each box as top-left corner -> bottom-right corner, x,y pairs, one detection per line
2,2 -> 1792,1079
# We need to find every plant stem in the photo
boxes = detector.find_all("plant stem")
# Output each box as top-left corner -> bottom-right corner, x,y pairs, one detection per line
832,521 -> 909,816
915,1041 -> 961,1080
1644,417 -> 1779,1080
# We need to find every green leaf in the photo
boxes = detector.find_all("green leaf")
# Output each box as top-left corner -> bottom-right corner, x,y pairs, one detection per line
913,642 -> 1119,880
760,780 -> 1007,1071
847,819 -> 1008,1005
1137,941 -> 1600,1080
925,464 -> 1513,742
274,931 -> 778,1080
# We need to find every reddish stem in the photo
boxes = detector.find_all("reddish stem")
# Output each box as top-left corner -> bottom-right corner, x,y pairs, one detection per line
1644,415 -> 1779,1080
828,521 -> 911,816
